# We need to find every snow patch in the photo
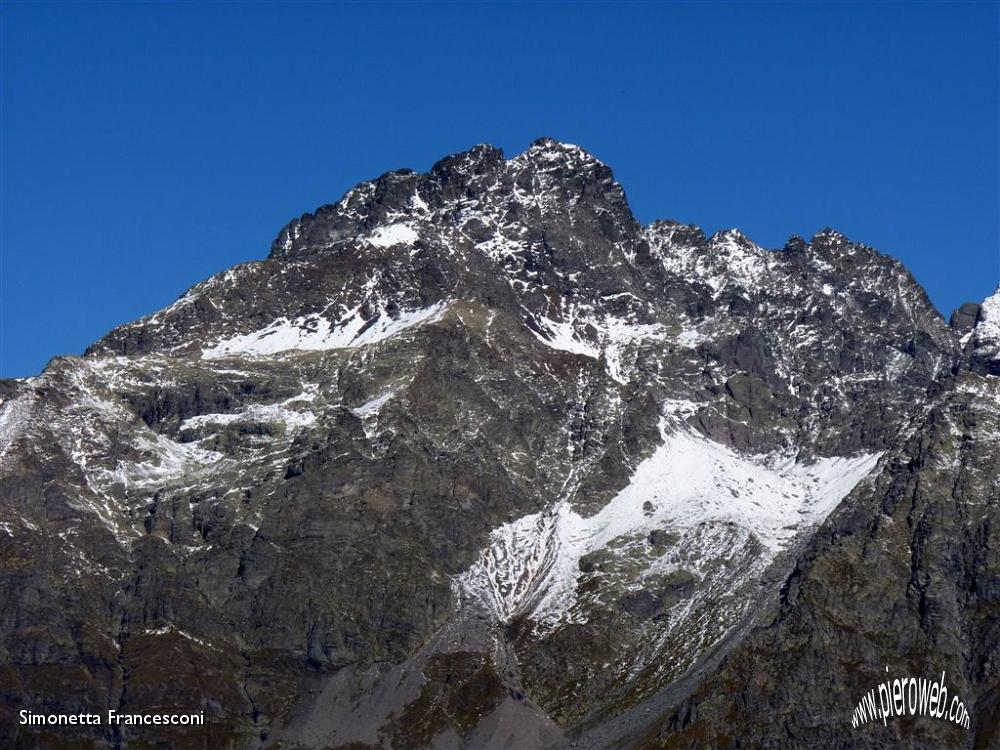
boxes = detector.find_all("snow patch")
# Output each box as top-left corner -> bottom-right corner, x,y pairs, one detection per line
366,223 -> 418,248
350,391 -> 396,418
529,312 -> 666,383
531,318 -> 600,359
181,387 -> 319,432
126,433 -> 225,488
202,302 -> 449,358
675,327 -> 705,348
458,423 -> 882,625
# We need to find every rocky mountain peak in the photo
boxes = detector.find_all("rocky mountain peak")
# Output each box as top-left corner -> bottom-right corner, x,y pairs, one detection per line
810,226 -> 850,247
708,227 -> 759,251
782,234 -> 808,253
90,140 -> 961,390
269,138 -> 632,261
530,135 -> 579,151
520,136 -> 608,167
430,142 -> 506,173
3,138 -> 998,750
646,219 -> 707,249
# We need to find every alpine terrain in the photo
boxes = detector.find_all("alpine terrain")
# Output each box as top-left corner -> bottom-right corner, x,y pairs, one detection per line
1,139 -> 997,750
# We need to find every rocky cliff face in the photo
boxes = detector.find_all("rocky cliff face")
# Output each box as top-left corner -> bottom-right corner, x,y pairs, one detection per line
1,140 -> 996,750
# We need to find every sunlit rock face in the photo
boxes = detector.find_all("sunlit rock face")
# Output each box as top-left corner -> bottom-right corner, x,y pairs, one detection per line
2,140 -> 995,750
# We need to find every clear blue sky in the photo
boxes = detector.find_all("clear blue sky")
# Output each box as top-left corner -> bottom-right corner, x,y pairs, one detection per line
2,2 -> 998,377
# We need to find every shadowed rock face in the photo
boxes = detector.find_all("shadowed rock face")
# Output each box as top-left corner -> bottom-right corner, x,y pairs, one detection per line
1,141 -> 995,750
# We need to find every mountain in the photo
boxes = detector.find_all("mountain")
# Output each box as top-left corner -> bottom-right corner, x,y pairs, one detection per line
1,139 -> 996,750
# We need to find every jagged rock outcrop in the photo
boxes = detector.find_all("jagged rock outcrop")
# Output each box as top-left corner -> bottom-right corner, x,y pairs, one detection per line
1,140 -> 995,750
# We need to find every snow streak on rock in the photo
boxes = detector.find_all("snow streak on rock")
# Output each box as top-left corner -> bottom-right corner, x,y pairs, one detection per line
202,302 -> 449,358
